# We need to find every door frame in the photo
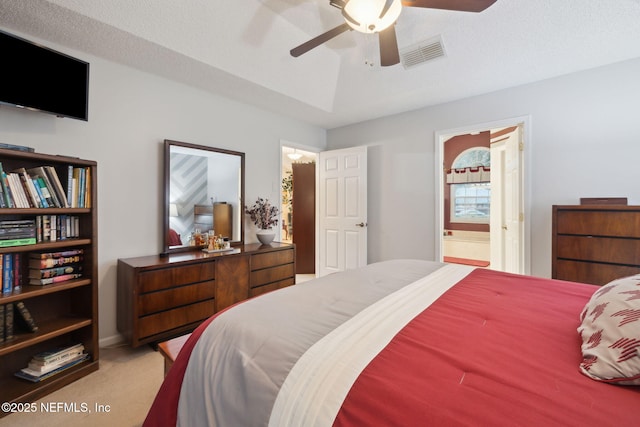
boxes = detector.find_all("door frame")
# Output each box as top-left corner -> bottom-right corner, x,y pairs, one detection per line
434,115 -> 532,275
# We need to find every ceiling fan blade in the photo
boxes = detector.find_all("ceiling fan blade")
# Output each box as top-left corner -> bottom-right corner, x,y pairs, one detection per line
290,23 -> 351,58
401,0 -> 497,12
379,25 -> 400,67
380,0 -> 396,18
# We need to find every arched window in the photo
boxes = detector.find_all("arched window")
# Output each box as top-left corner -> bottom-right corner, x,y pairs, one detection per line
450,148 -> 490,224
452,147 -> 490,169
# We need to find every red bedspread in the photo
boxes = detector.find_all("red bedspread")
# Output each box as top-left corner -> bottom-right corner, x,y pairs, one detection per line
144,267 -> 640,426
335,269 -> 640,426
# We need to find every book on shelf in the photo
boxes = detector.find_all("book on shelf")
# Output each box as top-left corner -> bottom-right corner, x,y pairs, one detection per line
28,344 -> 85,373
31,343 -> 84,364
27,166 -> 61,208
16,352 -> 89,383
25,350 -> 87,375
28,248 -> 84,268
76,167 -> 84,208
84,167 -> 91,207
60,215 -> 79,239
15,301 -> 38,333
34,215 -> 79,243
0,143 -> 35,152
0,219 -> 37,241
4,173 -> 21,207
0,171 -> 6,209
15,168 -> 41,208
29,263 -> 83,279
14,171 -> 32,208
3,253 -> 13,294
29,273 -> 82,286
1,253 -> 22,294
38,215 -> 48,242
44,166 -> 69,208
13,253 -> 22,293
66,166 -> 90,208
6,172 -> 28,208
43,215 -> 53,242
28,255 -> 83,270
0,219 -> 36,227
0,228 -> 36,239
0,165 -> 15,208
31,178 -> 49,208
66,165 -> 73,208
30,248 -> 84,259
0,238 -> 36,247
0,162 -> 81,209
4,302 -> 13,341
1,255 -> 8,295
0,304 -> 4,343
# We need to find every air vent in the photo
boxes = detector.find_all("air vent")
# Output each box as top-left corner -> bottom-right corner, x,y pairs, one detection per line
400,36 -> 446,70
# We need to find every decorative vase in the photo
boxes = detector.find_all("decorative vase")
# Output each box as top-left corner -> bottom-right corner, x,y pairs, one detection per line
256,228 -> 275,245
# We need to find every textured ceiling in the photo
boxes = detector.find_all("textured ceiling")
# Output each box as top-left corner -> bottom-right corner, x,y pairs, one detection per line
1,0 -> 640,129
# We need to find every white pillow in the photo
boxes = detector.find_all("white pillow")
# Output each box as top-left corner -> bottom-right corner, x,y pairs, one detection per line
578,274 -> 640,385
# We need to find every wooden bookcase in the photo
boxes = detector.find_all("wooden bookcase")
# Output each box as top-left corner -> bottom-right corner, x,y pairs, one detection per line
0,148 -> 98,409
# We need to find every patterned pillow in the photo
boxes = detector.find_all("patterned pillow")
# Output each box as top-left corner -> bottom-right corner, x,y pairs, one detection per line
578,274 -> 640,385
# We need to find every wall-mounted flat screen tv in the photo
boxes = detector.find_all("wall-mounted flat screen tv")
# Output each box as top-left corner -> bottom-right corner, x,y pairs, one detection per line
0,30 -> 89,121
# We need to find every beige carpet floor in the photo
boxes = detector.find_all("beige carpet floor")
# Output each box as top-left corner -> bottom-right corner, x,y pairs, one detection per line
0,344 -> 164,427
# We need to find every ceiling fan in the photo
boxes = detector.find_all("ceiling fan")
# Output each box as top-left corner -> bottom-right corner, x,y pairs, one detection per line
290,0 -> 497,66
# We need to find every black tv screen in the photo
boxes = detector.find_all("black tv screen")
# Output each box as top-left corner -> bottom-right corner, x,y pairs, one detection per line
0,30 -> 89,121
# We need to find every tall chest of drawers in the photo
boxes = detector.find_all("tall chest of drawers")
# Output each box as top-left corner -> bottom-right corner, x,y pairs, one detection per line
552,205 -> 640,285
117,243 -> 295,347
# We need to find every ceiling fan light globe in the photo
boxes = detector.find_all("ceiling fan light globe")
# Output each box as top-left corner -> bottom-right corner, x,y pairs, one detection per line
344,0 -> 402,34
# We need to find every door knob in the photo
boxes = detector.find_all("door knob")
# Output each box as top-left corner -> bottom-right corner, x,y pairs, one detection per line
356,222 -> 367,227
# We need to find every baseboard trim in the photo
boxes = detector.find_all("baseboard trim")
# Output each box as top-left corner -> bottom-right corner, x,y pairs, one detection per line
100,334 -> 126,348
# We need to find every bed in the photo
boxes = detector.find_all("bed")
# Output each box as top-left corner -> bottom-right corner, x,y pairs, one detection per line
143,259 -> 640,426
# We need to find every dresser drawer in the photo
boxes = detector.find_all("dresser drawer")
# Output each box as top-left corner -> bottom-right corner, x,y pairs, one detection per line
554,260 -> 640,286
250,277 -> 295,297
138,281 -> 215,316
139,262 -> 215,293
138,299 -> 215,340
556,235 -> 640,265
251,249 -> 294,270
118,243 -> 295,347
251,263 -> 295,288
556,210 -> 640,237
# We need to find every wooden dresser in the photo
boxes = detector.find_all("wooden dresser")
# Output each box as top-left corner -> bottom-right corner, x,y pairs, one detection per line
552,205 -> 640,285
117,242 -> 295,347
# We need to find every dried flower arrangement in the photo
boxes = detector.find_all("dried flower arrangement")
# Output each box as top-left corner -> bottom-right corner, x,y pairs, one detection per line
244,197 -> 279,229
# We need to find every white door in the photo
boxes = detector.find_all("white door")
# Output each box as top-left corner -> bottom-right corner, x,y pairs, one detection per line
318,146 -> 367,276
490,125 -> 523,273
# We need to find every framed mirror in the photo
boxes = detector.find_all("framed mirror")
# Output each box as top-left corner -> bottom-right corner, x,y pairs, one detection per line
163,139 -> 245,254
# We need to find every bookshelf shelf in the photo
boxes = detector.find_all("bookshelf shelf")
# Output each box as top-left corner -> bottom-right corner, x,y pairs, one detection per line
0,279 -> 91,304
0,148 -> 98,412
0,359 -> 99,404
0,238 -> 92,255
0,208 -> 91,214
0,317 -> 92,356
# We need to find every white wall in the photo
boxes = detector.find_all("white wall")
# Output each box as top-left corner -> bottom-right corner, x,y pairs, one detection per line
327,57 -> 640,279
0,36 -> 327,345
